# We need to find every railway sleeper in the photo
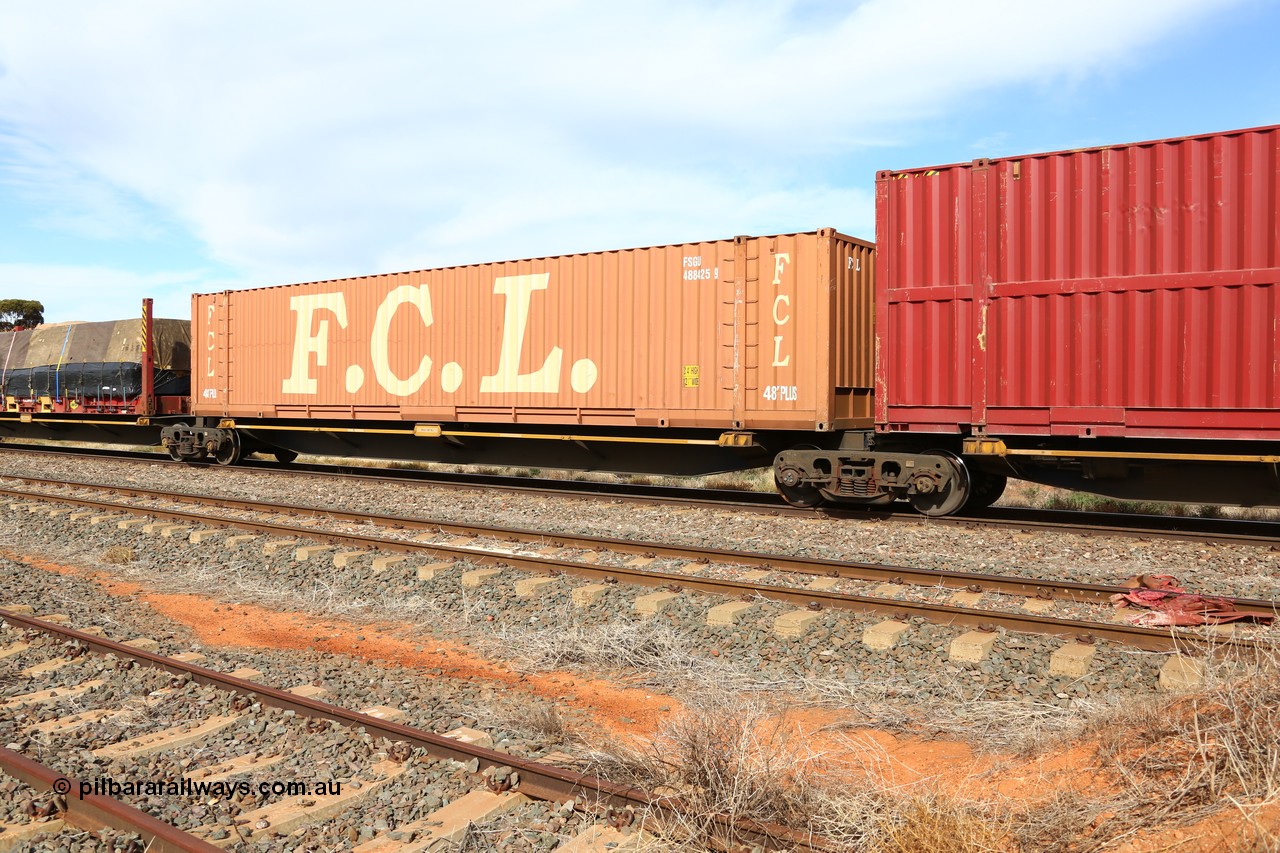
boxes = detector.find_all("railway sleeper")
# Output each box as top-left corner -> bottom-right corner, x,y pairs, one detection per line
773,447 -> 1006,516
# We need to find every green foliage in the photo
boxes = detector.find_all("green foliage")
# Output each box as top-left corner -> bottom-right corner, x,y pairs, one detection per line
0,299 -> 45,331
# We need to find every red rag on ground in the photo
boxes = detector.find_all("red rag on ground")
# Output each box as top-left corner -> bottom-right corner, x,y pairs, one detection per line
1111,589 -> 1273,627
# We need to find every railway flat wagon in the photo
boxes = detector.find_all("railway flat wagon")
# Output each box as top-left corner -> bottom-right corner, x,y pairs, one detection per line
169,230 -> 875,471
0,303 -> 191,446
873,123 -> 1280,508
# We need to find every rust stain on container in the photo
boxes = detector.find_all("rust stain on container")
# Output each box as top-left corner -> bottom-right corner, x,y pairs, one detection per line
194,230 -> 875,433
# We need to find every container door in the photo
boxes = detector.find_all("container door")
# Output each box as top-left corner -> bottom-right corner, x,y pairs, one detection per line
196,292 -> 232,415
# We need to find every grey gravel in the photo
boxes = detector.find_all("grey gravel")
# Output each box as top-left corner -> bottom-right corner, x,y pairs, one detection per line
2,452 -> 1279,599
2,450 -> 1277,852
0,622 -> 513,851
0,450 -> 1227,716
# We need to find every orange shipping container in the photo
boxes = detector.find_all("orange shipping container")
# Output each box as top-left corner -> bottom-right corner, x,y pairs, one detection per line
192,229 -> 874,435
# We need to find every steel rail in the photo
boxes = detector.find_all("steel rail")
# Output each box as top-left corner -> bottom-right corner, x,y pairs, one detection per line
938,508 -> 1280,548
0,747 -> 221,853
0,609 -> 837,853
2,486 -> 1271,653
4,443 -> 1280,547
6,474 -> 1279,618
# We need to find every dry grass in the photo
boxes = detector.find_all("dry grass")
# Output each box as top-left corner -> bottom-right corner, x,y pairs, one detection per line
80,541 -> 454,627
568,652 -> 1280,852
100,545 -> 136,564
487,698 -> 572,746
585,692 -> 1007,852
916,696 -> 1105,755
1091,650 -> 1280,816
999,480 -> 1280,521
865,793 -> 1007,853
978,647 -> 1280,852
438,818 -> 511,852
1233,808 -> 1280,853
290,451 -> 777,492
1000,787 -> 1128,853
481,617 -> 745,690
793,670 -> 1118,754
1,437 -> 159,454
583,692 -> 839,848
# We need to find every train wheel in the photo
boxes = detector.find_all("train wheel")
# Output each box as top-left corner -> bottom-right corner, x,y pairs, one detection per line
907,449 -> 970,517
774,444 -> 827,508
166,423 -> 190,462
213,431 -> 243,467
839,494 -> 896,508
776,478 -> 826,508
963,471 -> 1007,511
273,449 -> 298,464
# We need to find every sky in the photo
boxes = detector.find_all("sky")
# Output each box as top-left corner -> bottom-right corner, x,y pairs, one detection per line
0,0 -> 1276,323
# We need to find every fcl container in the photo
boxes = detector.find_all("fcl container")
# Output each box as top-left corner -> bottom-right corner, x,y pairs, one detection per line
875,123 -> 1280,441
193,229 -> 874,435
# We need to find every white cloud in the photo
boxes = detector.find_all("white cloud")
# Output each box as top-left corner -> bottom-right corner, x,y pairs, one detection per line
0,263 -> 241,323
0,131 -> 161,240
0,0 -> 1233,316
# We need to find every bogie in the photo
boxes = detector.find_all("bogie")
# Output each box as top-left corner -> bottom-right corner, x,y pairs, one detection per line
772,445 -> 977,516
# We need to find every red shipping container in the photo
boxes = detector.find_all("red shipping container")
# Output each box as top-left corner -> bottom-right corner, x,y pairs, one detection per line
875,123 -> 1280,441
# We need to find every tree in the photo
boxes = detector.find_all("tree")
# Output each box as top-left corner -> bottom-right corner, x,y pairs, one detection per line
0,299 -> 45,331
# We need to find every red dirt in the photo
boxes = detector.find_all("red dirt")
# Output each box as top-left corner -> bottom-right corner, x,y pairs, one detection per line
142,592 -> 680,738
769,707 -> 1106,802
5,547 -> 1275,850
2,549 -> 675,740
1111,802 -> 1280,852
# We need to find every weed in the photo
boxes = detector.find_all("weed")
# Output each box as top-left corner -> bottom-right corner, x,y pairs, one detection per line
586,693 -> 836,847
865,792 -> 1006,853
100,545 -> 135,564
588,693 -> 1009,852
441,818 -> 506,852
503,699 -> 571,745
1056,647 -> 1280,849
386,460 -> 430,470
482,618 -> 741,689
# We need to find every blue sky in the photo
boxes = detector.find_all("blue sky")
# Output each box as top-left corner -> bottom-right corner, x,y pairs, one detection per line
0,0 -> 1276,322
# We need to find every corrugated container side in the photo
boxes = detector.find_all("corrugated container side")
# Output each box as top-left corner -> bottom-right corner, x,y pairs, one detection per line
877,124 -> 1280,440
193,230 -> 875,433
830,236 -> 877,426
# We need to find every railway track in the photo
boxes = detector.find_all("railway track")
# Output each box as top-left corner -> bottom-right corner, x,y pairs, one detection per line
4,442 -> 1280,548
4,467 -> 1277,849
2,476 -> 1274,657
0,609 -> 831,852
2,747 -> 217,853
